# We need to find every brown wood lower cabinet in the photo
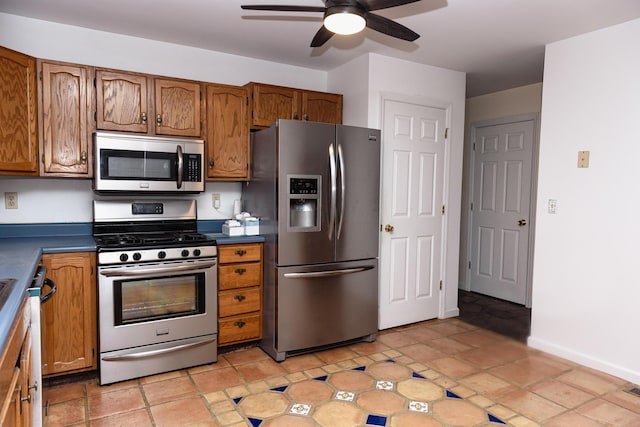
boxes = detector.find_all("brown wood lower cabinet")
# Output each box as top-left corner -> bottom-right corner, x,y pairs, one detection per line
40,252 -> 96,377
217,243 -> 263,346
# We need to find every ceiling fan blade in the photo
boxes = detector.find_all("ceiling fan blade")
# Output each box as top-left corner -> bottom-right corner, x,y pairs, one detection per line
365,12 -> 419,41
358,0 -> 422,12
241,5 -> 325,12
310,25 -> 335,47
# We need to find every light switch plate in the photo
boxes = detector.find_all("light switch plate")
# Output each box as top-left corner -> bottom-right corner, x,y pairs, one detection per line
578,150 -> 590,168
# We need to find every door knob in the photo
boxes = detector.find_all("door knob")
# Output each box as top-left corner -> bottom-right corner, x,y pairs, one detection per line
518,219 -> 528,226
384,224 -> 394,232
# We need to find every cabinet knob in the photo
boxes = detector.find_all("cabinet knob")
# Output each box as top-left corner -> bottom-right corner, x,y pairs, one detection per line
209,158 -> 214,169
234,249 -> 247,256
81,151 -> 87,165
141,112 -> 147,123
156,114 -> 162,125
234,321 -> 246,328
234,294 -> 246,302
234,268 -> 247,275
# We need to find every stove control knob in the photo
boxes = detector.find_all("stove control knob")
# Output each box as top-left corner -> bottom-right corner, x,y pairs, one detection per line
158,251 -> 167,259
133,252 -> 142,261
119,253 -> 129,262
193,249 -> 201,257
181,249 -> 190,257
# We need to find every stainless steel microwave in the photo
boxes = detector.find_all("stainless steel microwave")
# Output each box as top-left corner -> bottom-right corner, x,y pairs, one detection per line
93,132 -> 205,193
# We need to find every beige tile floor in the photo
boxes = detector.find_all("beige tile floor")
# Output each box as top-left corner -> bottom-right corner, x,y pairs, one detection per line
43,318 -> 640,426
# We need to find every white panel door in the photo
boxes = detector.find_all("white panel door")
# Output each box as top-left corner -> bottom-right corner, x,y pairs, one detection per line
379,99 -> 446,329
470,120 -> 534,304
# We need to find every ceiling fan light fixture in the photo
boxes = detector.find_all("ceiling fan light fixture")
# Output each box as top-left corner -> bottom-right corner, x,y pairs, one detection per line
323,10 -> 366,35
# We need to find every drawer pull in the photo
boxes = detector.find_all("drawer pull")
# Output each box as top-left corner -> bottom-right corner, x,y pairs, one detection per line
234,249 -> 247,256
234,321 -> 246,328
234,294 -> 246,302
235,268 -> 247,275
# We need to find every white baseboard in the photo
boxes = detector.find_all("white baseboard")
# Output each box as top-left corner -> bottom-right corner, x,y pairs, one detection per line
528,335 -> 640,385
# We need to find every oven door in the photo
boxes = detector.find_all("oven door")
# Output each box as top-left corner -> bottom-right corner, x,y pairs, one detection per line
98,258 -> 217,353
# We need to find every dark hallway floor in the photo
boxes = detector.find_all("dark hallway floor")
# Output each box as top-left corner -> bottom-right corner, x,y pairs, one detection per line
457,289 -> 531,343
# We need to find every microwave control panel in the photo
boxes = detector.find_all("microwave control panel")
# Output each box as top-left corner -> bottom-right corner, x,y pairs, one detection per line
183,154 -> 202,182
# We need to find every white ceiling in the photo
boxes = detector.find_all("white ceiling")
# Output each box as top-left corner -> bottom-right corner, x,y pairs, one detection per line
2,0 -> 640,97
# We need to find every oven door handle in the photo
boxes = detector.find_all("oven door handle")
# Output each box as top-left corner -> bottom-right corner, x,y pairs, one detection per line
99,261 -> 217,277
101,337 -> 216,361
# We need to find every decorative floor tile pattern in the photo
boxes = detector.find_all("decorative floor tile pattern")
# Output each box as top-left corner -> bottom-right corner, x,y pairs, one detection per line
42,317 -> 640,426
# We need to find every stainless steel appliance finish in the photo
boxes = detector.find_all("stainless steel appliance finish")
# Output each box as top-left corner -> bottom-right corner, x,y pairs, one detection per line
94,200 -> 217,385
243,120 -> 381,361
93,131 -> 205,193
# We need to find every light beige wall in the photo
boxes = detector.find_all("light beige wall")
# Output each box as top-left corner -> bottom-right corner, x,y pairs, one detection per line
459,83 -> 543,287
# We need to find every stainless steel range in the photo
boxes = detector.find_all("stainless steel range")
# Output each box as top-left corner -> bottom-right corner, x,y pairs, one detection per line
93,199 -> 217,385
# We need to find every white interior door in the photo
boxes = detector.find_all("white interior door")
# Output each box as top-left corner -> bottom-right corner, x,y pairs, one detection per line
379,99 -> 446,329
470,120 -> 534,304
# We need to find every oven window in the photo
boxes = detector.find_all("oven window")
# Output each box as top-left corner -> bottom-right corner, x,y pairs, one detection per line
101,149 -> 177,181
114,273 -> 205,325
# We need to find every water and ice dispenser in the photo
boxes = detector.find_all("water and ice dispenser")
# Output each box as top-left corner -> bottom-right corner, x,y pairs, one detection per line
287,175 -> 321,232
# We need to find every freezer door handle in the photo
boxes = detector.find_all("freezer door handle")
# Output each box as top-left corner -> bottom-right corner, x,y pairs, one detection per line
283,265 -> 374,279
336,143 -> 345,240
328,143 -> 337,241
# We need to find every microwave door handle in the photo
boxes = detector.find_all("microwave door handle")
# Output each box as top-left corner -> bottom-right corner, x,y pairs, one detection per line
176,145 -> 184,189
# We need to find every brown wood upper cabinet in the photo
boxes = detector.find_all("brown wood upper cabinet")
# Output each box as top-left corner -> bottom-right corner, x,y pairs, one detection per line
38,60 -> 94,177
246,82 -> 342,129
0,46 -> 38,176
96,69 -> 202,137
204,84 -> 250,180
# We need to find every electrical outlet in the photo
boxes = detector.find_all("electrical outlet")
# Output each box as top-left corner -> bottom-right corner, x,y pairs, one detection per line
5,192 -> 18,209
212,193 -> 221,209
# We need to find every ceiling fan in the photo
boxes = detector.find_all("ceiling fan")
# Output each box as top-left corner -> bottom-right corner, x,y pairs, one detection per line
241,0 -> 421,47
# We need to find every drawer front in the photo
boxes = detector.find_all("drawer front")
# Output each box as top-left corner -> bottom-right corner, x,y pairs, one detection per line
218,262 -> 261,290
218,313 -> 261,345
219,287 -> 261,317
218,244 -> 261,264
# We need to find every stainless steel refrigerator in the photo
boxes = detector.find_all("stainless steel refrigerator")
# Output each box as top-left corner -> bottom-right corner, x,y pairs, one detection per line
243,119 -> 381,361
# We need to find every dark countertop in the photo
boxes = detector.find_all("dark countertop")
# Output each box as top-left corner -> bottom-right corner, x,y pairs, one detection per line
0,223 -> 264,357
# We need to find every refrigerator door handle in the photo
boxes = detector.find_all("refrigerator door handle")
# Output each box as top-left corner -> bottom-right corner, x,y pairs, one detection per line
328,143 -> 337,241
337,143 -> 346,240
283,265 -> 374,279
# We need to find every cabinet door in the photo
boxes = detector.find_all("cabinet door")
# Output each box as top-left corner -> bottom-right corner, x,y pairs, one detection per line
0,368 -> 20,427
302,91 -> 343,124
41,252 -> 96,376
39,61 -> 93,176
154,78 -> 201,137
248,83 -> 300,129
205,84 -> 249,180
19,329 -> 32,427
0,46 -> 38,175
96,70 -> 149,133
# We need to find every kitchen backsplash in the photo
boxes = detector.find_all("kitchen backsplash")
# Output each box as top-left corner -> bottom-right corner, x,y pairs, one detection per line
0,177 -> 241,223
